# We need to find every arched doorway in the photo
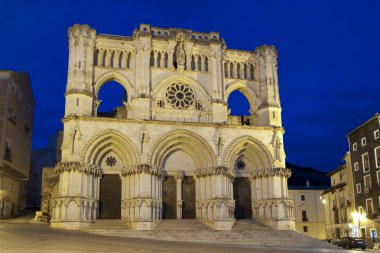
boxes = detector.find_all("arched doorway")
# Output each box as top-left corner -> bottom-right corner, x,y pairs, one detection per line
162,150 -> 196,219
225,136 -> 274,220
98,151 -> 123,219
99,174 -> 121,219
233,157 -> 252,219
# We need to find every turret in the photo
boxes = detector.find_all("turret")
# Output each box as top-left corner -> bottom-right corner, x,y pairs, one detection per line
256,45 -> 282,127
65,24 -> 96,117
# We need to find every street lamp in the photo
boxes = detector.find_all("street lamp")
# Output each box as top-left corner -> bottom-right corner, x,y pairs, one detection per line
351,211 -> 366,237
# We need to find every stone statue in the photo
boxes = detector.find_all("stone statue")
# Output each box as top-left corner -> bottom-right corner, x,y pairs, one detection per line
176,31 -> 186,66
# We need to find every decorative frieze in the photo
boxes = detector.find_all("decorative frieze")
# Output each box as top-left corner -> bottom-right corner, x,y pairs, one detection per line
54,162 -> 102,176
251,167 -> 291,179
196,166 -> 235,178
121,164 -> 163,176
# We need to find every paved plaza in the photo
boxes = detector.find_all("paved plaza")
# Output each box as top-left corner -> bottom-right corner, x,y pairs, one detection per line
0,214 -> 349,253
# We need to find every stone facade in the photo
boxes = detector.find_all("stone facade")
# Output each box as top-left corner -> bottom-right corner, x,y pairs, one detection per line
347,113 -> 380,241
49,24 -> 295,230
321,152 -> 356,240
289,188 -> 327,240
0,70 -> 35,218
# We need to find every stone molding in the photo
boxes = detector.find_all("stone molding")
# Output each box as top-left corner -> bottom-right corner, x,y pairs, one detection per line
50,196 -> 97,208
122,198 -> 162,208
174,170 -> 184,181
196,166 -> 235,178
54,162 -> 102,176
65,88 -> 93,97
121,164 -> 162,176
197,198 -> 235,209
253,198 -> 294,208
251,167 -> 291,179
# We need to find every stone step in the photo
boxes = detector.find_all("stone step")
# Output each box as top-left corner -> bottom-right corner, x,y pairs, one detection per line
82,219 -> 338,249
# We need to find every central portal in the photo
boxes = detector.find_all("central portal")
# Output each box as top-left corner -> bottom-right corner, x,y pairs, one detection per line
182,176 -> 196,219
99,174 -> 121,219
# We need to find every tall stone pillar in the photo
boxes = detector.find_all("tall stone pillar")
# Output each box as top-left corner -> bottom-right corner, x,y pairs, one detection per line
196,166 -> 235,230
251,167 -> 295,230
175,170 -> 184,219
50,162 -> 102,229
121,164 -> 162,230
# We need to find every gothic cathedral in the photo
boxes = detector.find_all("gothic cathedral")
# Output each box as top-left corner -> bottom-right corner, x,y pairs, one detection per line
50,24 -> 295,231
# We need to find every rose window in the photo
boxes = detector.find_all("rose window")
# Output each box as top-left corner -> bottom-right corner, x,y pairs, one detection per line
166,83 -> 194,109
236,160 -> 246,171
106,156 -> 117,167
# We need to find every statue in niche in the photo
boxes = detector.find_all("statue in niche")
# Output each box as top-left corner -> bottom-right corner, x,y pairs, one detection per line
176,31 -> 186,67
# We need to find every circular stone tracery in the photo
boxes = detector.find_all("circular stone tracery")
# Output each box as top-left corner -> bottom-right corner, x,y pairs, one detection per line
166,83 -> 194,109
106,156 -> 117,167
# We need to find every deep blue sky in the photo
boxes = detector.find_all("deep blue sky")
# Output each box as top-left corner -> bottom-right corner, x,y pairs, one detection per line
1,0 -> 379,172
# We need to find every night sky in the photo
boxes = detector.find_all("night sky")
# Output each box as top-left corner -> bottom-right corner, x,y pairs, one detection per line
1,0 -> 379,172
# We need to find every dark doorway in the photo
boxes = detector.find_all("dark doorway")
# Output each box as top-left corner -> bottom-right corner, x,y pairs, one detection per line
182,176 -> 196,219
162,176 -> 176,219
233,177 -> 252,219
99,174 -> 121,219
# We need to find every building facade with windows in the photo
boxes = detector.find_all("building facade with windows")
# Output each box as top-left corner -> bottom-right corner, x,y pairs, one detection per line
322,152 -> 357,240
289,186 -> 327,240
347,113 -> 380,240
47,24 -> 295,231
0,70 -> 35,218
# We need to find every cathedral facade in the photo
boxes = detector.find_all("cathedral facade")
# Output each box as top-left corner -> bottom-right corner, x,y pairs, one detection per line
50,24 -> 295,231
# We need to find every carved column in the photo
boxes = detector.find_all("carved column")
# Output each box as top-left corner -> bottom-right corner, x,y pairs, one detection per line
104,50 -> 112,67
121,164 -> 162,230
251,167 -> 295,230
50,162 -> 102,229
159,51 -> 165,68
175,170 -> 184,219
200,55 -> 205,71
97,49 -> 104,67
113,50 -> 121,68
120,51 -> 127,68
196,166 -> 235,230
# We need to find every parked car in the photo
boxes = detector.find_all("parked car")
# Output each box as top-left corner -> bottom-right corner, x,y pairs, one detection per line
336,237 -> 367,250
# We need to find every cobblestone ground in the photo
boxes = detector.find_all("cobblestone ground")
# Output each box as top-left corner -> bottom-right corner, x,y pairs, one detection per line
0,216 -> 348,253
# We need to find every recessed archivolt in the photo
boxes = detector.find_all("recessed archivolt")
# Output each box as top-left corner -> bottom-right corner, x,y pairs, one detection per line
94,71 -> 135,98
149,130 -> 216,170
81,129 -> 140,167
223,135 -> 274,172
225,81 -> 260,112
152,75 -> 211,109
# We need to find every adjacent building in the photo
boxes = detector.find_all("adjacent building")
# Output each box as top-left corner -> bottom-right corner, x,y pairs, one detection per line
288,187 -> 326,239
322,152 -> 357,240
26,131 -> 62,208
347,113 -> 380,240
47,24 -> 295,231
0,70 -> 35,218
